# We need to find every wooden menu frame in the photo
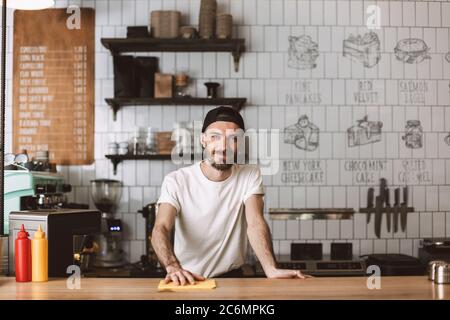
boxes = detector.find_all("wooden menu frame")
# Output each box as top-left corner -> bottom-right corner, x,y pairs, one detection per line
13,8 -> 94,165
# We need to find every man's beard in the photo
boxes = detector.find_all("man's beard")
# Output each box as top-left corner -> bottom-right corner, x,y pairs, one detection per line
211,162 -> 233,171
205,149 -> 235,171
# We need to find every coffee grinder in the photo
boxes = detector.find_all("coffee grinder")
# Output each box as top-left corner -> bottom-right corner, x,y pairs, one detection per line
90,179 -> 125,268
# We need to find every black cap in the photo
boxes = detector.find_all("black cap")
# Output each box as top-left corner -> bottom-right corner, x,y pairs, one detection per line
201,106 -> 245,133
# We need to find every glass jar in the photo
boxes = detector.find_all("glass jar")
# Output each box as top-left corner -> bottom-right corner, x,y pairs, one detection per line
174,73 -> 189,98
145,127 -> 157,155
173,122 -> 193,156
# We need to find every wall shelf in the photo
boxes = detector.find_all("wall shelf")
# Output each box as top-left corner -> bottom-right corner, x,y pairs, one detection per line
100,38 -> 245,71
105,97 -> 247,120
106,154 -> 203,175
269,208 -> 356,220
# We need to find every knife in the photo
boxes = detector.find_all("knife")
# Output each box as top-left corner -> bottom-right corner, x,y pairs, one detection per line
393,188 -> 400,233
374,195 -> 382,238
374,179 -> 387,239
379,178 -> 387,204
385,187 -> 391,233
400,186 -> 408,232
366,187 -> 375,223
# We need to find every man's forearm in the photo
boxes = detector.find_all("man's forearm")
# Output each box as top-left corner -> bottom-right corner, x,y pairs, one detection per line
247,222 -> 278,274
151,226 -> 180,269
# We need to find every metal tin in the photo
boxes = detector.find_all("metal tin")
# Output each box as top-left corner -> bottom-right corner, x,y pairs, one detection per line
434,262 -> 450,284
428,260 -> 446,281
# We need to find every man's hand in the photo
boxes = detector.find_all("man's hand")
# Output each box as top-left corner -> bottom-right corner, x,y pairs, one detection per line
266,268 -> 312,279
164,265 -> 205,286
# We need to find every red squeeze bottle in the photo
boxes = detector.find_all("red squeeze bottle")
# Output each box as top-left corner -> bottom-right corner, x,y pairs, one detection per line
15,224 -> 32,282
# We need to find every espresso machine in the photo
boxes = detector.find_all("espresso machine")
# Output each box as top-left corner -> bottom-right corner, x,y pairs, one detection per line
9,210 -> 101,277
5,169 -> 101,276
90,179 -> 125,268
4,170 -> 73,235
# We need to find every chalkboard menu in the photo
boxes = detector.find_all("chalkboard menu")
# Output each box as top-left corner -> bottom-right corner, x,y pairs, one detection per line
13,8 -> 94,165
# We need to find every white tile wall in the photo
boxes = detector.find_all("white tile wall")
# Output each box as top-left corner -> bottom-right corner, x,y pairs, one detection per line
3,0 -> 450,263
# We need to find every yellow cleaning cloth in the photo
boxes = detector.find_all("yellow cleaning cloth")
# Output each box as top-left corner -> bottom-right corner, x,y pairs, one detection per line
158,279 -> 216,290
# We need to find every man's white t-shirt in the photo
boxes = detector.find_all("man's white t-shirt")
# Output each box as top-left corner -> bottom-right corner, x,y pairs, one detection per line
156,161 -> 265,278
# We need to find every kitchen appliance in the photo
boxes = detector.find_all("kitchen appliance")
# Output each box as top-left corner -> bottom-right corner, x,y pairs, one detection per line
82,202 -> 165,278
138,203 -> 158,267
5,151 -> 55,172
4,170 -> 75,235
257,254 -> 366,277
8,209 -> 101,277
343,32 -> 380,68
331,243 -> 353,260
128,203 -> 163,276
419,238 -> 450,268
90,179 -> 125,268
429,261 -> 450,284
291,243 -> 322,260
293,243 -> 354,261
361,254 -> 425,276
395,38 -> 431,64
264,243 -> 366,277
347,115 -> 382,147
0,234 -> 8,275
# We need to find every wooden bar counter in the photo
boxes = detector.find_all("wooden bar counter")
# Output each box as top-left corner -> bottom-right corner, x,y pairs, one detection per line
0,276 -> 449,300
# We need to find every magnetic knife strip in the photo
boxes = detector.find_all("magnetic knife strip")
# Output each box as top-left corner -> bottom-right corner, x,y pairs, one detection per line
359,178 -> 414,238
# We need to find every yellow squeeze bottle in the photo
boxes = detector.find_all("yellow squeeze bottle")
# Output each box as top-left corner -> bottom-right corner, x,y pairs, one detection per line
32,225 -> 48,282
